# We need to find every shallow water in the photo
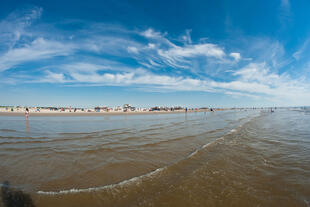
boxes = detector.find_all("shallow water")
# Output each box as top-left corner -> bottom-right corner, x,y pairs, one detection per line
0,109 -> 309,206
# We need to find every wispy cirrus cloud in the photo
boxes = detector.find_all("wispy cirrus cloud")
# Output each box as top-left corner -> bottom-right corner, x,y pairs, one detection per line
0,6 -> 42,48
1,6 -> 310,106
32,61 -> 310,105
229,52 -> 241,61
224,63 -> 310,104
279,0 -> 292,27
293,39 -> 310,61
0,37 -> 75,71
0,8 -> 237,74
40,70 -> 67,83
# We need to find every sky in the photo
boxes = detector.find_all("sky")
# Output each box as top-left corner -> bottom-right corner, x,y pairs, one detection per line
0,0 -> 310,107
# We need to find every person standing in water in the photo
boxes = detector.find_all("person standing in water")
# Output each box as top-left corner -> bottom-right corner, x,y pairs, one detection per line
25,108 -> 29,119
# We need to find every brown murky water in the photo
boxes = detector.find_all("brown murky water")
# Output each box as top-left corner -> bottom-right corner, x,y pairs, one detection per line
0,109 -> 310,206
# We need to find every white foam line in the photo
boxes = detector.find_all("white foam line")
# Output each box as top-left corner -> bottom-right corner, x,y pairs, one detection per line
187,113 -> 261,163
234,113 -> 261,132
184,116 -> 257,160
188,149 -> 199,158
37,167 -> 166,195
203,137 -> 224,148
202,142 -> 213,149
188,136 -> 225,159
38,113 -> 261,196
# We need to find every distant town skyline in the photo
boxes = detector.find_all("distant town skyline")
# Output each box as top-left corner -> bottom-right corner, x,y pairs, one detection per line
1,0 -> 310,107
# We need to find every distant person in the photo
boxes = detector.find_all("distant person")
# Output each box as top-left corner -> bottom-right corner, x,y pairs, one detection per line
25,108 -> 29,119
185,107 -> 188,113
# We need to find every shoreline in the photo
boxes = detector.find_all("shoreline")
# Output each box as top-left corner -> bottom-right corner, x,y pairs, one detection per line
0,109 -> 211,117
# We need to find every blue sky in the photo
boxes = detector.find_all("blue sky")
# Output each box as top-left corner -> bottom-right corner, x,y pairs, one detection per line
0,0 -> 310,107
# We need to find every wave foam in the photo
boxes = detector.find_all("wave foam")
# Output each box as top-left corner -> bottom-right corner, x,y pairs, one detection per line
188,149 -> 199,158
37,167 -> 166,195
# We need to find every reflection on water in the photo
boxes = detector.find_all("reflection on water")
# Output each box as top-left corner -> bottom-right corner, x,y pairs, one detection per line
0,109 -> 310,207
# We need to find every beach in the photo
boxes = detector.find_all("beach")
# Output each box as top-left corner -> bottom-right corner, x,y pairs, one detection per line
0,109 -> 209,117
0,108 -> 309,206
1,0 -> 310,206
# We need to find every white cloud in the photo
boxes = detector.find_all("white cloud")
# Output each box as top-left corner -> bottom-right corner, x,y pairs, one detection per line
34,61 -> 310,106
38,68 -> 207,90
229,52 -> 241,61
1,8 -> 310,106
181,29 -> 192,44
236,38 -> 289,69
59,61 -> 134,73
81,36 -> 142,55
293,39 -> 310,60
154,43 -> 227,69
149,59 -> 161,67
137,28 -> 232,71
0,37 -> 74,71
40,71 -> 67,83
162,44 -> 225,59
69,72 -> 134,84
141,28 -> 163,39
0,7 -> 43,48
228,63 -> 310,104
127,46 -> 139,54
279,0 -> 292,28
147,43 -> 156,49
62,62 -> 108,72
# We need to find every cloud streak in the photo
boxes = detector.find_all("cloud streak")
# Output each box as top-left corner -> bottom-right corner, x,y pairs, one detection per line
0,38 -> 74,71
1,6 -> 310,106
